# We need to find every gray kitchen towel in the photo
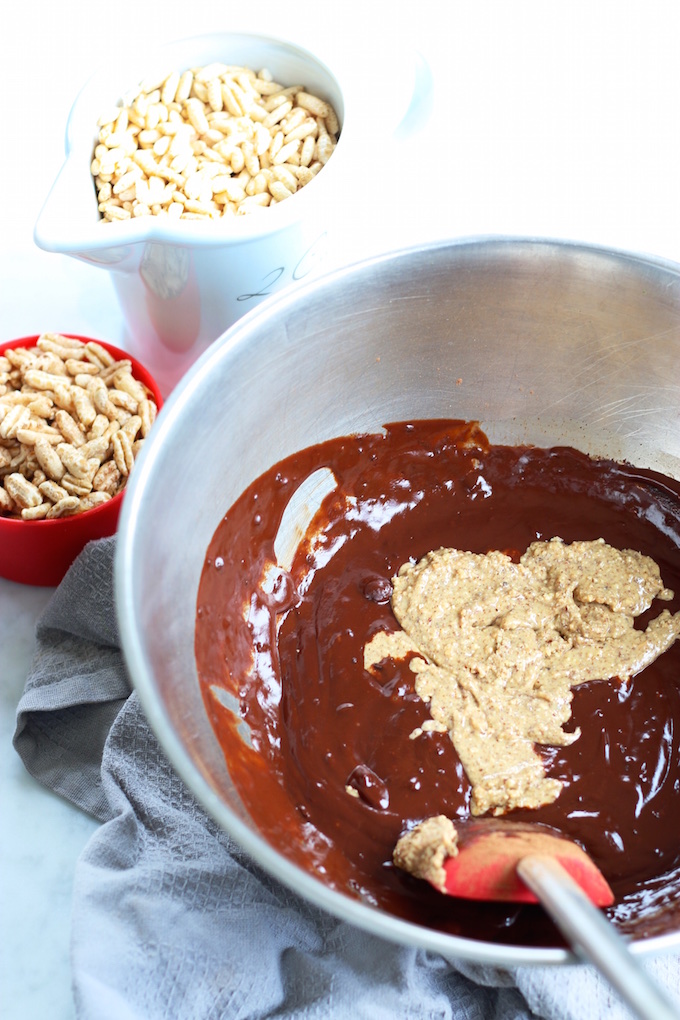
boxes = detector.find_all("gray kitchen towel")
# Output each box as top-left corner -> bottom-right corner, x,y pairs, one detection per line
13,537 -> 680,1020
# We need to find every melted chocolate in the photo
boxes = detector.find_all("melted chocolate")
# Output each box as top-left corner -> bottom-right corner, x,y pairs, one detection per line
195,421 -> 680,947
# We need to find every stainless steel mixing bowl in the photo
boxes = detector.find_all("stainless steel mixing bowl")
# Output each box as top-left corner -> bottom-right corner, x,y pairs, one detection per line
115,237 -> 680,965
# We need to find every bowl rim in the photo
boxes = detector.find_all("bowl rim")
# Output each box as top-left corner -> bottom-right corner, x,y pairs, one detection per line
115,234 -> 680,966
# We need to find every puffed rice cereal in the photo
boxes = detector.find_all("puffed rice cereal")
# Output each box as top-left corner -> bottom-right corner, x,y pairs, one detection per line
91,63 -> 340,222
0,334 -> 158,520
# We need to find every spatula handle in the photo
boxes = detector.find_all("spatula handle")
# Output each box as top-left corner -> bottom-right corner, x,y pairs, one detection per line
517,855 -> 679,1020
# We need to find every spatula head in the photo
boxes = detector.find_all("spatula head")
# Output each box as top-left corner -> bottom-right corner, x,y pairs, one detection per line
443,820 -> 614,906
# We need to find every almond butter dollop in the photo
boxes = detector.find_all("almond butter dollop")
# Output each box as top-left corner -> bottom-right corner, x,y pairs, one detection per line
365,538 -> 680,816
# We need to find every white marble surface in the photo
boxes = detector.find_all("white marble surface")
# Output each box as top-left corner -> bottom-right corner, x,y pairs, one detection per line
2,2 -> 680,1017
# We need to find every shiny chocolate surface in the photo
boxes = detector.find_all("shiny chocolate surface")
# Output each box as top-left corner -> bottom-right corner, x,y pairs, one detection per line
196,421 -> 680,947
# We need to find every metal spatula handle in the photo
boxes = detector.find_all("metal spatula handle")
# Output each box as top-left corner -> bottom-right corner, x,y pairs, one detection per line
517,855 -> 679,1020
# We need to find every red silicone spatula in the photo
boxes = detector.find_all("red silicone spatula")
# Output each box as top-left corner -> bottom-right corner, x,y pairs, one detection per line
440,820 -> 679,1020
442,819 -> 614,905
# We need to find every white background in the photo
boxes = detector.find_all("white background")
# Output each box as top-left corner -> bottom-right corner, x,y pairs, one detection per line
1,1 -> 679,1017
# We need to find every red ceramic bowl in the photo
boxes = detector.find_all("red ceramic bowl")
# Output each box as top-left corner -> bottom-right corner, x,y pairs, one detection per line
0,334 -> 163,586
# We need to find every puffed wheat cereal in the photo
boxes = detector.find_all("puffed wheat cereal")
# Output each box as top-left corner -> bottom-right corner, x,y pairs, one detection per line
0,334 -> 158,519
91,63 -> 339,222
46,496 -> 81,519
92,460 -> 121,495
5,473 -> 41,509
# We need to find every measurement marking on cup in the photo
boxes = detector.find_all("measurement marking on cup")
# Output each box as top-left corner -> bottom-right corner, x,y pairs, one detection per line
293,233 -> 327,281
237,267 -> 285,301
237,233 -> 328,303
